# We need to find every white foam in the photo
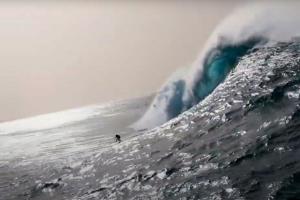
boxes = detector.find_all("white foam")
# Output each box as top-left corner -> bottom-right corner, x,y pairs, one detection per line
131,68 -> 187,130
0,105 -> 104,135
133,2 -> 300,130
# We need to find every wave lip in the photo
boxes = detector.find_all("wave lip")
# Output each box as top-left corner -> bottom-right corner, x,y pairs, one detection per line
133,2 -> 300,130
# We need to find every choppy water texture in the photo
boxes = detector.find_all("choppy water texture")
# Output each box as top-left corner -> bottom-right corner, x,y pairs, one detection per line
2,42 -> 300,200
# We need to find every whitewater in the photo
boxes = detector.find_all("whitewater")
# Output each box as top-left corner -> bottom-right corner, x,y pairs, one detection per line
2,3 -> 300,200
133,3 -> 300,130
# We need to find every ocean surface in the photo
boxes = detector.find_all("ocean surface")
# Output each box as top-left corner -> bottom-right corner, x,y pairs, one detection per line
0,97 -> 152,200
2,4 -> 300,199
2,41 -> 300,200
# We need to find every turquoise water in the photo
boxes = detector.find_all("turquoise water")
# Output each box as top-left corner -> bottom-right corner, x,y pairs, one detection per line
164,38 -> 265,122
193,37 -> 265,101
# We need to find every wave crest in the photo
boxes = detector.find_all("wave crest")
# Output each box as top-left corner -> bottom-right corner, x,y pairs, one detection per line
132,3 -> 300,130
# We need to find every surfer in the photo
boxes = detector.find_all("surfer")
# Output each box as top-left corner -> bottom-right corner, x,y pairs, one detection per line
115,134 -> 121,143
171,121 -> 180,128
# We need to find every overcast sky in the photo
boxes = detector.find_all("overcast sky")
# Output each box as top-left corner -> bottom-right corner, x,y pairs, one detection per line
0,1 -> 241,121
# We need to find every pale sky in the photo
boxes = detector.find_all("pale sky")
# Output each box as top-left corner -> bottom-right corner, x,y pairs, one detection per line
0,1 -> 241,122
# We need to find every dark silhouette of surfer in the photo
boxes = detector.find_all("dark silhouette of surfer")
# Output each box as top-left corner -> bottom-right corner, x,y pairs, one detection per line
115,134 -> 121,143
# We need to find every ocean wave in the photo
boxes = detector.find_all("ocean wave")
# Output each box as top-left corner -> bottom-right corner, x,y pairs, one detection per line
132,3 -> 300,130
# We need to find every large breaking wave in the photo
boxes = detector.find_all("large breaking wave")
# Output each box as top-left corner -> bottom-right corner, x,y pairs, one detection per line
4,3 -> 300,200
132,3 -> 300,130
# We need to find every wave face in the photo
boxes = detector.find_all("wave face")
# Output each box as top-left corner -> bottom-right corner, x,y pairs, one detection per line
132,39 -> 265,130
3,4 -> 300,200
133,3 -> 300,129
190,37 -> 265,106
10,41 -> 300,200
